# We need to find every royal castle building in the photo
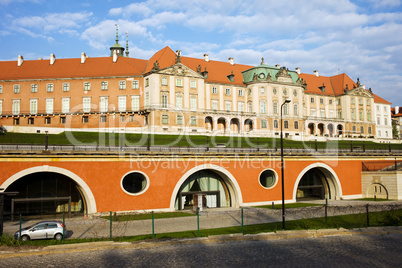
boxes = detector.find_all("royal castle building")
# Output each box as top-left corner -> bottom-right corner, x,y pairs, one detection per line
0,31 -> 392,141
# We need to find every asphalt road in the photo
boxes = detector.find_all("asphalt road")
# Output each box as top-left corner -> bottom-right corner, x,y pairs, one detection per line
1,233 -> 401,268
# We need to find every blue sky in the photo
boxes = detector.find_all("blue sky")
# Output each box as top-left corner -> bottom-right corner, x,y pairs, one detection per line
1,0 -> 402,105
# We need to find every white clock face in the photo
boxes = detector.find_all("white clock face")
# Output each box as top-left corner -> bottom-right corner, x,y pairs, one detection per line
259,73 -> 265,79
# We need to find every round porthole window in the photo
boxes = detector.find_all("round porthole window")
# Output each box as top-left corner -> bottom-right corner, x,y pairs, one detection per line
259,169 -> 277,189
121,171 -> 149,195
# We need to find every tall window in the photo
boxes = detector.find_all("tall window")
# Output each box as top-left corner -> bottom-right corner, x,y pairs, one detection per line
83,98 -> 91,113
161,77 -> 168,86
359,110 -> 363,121
212,100 -> 218,110
0,100 -> 2,115
100,97 -> 108,113
84,82 -> 91,91
310,97 -> 314,103
260,101 -> 266,114
293,103 -> 298,116
62,98 -> 70,113
47,83 -> 54,92
46,99 -> 54,114
145,78 -> 149,87
190,80 -> 196,88
273,119 -> 278,128
101,81 -> 108,90
162,114 -> 168,124
284,120 -> 289,129
14,85 -> 20,93
329,109 -> 334,118
351,109 -> 356,120
119,81 -> 126,90
273,102 -> 278,114
248,101 -> 252,113
225,101 -> 231,111
261,119 -> 267,128
63,83 -> 70,92
145,92 -> 150,107
238,89 -> 243,97
212,86 -> 217,94
31,84 -> 37,93
190,116 -> 197,126
190,96 -> 197,111
238,102 -> 244,112
176,78 -> 183,87
161,94 -> 168,108
118,96 -> 126,112
225,88 -> 231,95
30,99 -> 38,114
177,115 -> 183,125
294,121 -> 299,129
12,100 -> 20,114
131,95 -> 139,111
320,109 -> 325,118
132,80 -> 139,89
360,126 -> 364,133
367,112 -> 371,121
0,85 -> 3,94
283,103 -> 288,115
311,108 -> 316,117
176,94 -> 183,109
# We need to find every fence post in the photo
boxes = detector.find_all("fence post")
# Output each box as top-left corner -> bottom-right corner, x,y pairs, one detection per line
272,202 -> 274,209
63,212 -> 65,241
325,198 -> 328,224
366,204 -> 369,227
197,208 -> 200,237
110,211 -> 112,240
241,207 -> 244,235
152,211 -> 155,238
19,214 -> 22,241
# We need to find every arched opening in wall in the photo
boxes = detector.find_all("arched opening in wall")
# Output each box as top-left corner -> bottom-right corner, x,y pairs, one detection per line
337,124 -> 343,136
3,172 -> 86,219
244,119 -> 253,132
175,170 -> 233,210
205,116 -> 213,131
367,183 -> 388,199
328,124 -> 334,137
308,123 -> 315,135
318,123 -> 325,136
217,117 -> 226,132
296,168 -> 336,200
230,118 -> 240,133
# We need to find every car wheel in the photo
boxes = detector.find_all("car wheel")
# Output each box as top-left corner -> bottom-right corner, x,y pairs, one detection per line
21,235 -> 29,242
54,233 -> 63,240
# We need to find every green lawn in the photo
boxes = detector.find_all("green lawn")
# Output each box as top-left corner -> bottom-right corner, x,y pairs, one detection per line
1,131 -> 401,150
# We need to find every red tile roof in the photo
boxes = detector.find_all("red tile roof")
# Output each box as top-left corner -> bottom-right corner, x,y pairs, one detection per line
374,93 -> 391,104
0,56 -> 147,80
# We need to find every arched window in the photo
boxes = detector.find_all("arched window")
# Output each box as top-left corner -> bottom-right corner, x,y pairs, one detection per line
294,103 -> 298,116
274,119 -> 278,128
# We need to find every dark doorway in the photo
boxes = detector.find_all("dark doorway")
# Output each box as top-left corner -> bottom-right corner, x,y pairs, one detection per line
296,168 -> 329,200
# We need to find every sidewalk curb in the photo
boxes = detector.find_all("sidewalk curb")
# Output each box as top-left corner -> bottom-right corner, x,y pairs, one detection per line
1,226 -> 401,259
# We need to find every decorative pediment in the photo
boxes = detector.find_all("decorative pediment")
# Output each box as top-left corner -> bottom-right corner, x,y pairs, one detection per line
275,67 -> 292,83
347,86 -> 373,97
158,63 -> 204,78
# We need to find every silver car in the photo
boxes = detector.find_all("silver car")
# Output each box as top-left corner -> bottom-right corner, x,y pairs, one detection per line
14,220 -> 66,241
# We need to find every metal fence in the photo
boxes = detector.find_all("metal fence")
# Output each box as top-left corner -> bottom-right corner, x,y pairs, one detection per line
1,143 -> 402,155
7,202 -> 401,240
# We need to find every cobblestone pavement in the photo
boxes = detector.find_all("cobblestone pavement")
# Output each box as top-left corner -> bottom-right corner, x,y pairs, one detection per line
1,233 -> 401,267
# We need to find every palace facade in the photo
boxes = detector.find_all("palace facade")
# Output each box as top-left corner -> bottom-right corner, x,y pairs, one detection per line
0,35 -> 392,141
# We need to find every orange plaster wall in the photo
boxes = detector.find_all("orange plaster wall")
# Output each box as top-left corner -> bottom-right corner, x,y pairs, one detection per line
0,157 -> 366,213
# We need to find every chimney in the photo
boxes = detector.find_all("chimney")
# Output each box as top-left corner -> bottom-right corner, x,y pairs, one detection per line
228,57 -> 234,65
295,67 -> 300,75
396,106 -> 400,114
50,54 -> 56,65
17,55 -> 24,66
113,50 -> 118,62
204,54 -> 209,62
275,64 -> 280,68
81,52 -> 86,64
314,70 -> 319,77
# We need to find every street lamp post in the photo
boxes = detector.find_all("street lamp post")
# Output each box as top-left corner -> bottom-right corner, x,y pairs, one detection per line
280,99 -> 291,230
